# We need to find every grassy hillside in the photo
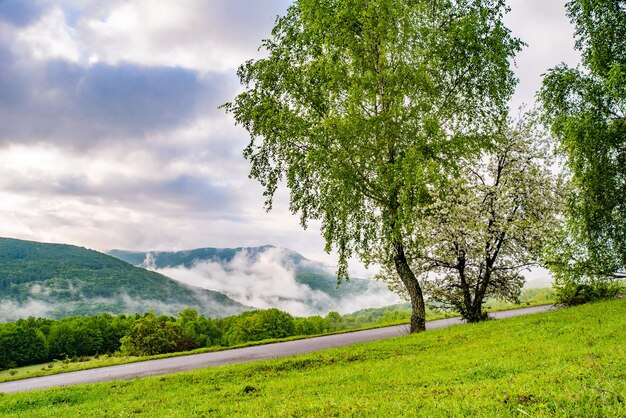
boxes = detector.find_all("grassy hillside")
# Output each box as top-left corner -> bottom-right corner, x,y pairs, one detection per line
1,299 -> 624,416
0,237 -> 249,321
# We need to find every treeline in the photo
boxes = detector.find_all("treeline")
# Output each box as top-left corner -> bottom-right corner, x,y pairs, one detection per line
0,306 -> 408,370
0,314 -> 134,369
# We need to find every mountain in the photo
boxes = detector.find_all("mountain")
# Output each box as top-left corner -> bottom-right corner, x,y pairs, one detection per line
0,237 -> 249,322
109,245 -> 299,269
108,245 -> 399,316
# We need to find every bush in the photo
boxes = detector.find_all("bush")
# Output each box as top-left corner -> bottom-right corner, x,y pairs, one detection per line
120,312 -> 198,356
555,279 -> 624,306
224,309 -> 296,346
177,308 -> 221,347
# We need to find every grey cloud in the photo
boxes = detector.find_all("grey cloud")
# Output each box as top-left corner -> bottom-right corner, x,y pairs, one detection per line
0,0 -> 49,26
0,45 -> 235,148
0,170 -> 240,215
204,0 -> 292,47
75,64 -> 202,136
158,175 -> 236,212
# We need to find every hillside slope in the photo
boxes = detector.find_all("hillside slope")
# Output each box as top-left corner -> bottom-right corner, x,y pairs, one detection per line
0,237 -> 249,322
109,245 -> 398,315
1,299 -> 624,416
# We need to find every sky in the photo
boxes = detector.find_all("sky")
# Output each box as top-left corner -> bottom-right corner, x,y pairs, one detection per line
0,0 -> 580,270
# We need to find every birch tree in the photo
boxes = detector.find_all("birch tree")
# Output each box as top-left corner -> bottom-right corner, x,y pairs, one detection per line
540,0 -> 626,281
224,0 -> 522,332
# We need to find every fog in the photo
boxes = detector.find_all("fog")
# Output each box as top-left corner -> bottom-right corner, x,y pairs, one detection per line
0,299 -> 56,322
146,247 -> 400,317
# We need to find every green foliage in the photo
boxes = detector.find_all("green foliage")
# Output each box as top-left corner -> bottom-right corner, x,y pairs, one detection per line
120,312 -> 197,356
0,314 -> 136,370
0,324 -> 46,370
176,308 -> 221,348
48,322 -> 101,359
2,299 -> 625,417
293,315 -> 326,335
223,309 -> 296,346
540,0 -> 626,280
224,0 -> 522,332
555,278 -> 624,306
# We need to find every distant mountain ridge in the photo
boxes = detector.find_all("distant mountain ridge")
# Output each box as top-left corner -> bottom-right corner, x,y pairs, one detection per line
109,245 -> 305,270
108,245 -> 398,316
0,237 -> 249,322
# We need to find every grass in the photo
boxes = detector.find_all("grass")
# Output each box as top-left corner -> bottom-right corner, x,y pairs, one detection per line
1,298 -> 624,417
0,292 -> 554,384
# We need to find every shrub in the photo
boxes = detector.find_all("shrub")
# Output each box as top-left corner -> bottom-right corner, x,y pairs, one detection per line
120,312 -> 198,356
555,279 -> 624,306
225,309 -> 296,346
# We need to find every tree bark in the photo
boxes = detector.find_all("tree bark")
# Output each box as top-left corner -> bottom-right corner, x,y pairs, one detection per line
393,242 -> 426,332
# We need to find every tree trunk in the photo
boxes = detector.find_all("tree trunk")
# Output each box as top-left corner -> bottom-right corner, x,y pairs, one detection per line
393,242 -> 426,332
464,303 -> 488,323
467,267 -> 493,323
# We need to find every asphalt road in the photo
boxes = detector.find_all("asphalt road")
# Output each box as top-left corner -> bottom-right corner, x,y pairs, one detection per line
0,305 -> 553,393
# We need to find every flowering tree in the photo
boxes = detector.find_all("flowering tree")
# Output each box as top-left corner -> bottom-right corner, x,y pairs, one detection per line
378,115 -> 562,322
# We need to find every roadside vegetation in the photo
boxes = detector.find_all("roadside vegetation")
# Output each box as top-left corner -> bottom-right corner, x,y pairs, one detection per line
0,287 -> 554,383
1,298 -> 624,417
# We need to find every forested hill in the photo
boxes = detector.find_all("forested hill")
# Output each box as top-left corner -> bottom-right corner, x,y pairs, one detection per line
0,237 -> 249,322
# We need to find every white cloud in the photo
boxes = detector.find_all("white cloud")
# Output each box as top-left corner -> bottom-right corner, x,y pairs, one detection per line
505,0 -> 581,109
29,284 -> 51,296
68,0 -> 291,73
154,247 -> 336,317
17,7 -> 80,62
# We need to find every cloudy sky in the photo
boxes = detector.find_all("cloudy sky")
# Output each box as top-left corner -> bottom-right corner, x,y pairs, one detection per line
0,0 -> 580,267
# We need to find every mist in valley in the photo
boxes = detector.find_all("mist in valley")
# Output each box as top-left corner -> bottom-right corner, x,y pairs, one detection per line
143,247 -> 400,317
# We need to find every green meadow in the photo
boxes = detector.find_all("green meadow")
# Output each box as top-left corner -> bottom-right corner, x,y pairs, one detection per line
1,297 -> 624,417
